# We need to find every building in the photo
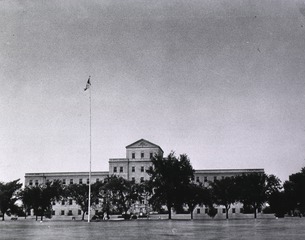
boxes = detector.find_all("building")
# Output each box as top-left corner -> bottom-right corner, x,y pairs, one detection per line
24,139 -> 264,219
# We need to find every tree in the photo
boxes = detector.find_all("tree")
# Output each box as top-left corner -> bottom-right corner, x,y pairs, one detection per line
283,167 -> 305,215
236,173 -> 265,218
101,175 -> 142,218
206,205 -> 218,218
0,179 -> 22,221
261,174 -> 283,217
287,168 -> 305,214
268,191 -> 287,217
22,185 -> 41,220
21,180 -> 64,221
283,180 -> 297,215
66,182 -> 100,221
265,174 -> 282,197
235,173 -> 281,218
210,176 -> 238,219
147,152 -> 194,219
125,179 -> 152,216
183,183 -> 212,219
97,189 -> 112,219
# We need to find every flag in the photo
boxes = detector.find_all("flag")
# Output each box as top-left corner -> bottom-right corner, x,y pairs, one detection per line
84,76 -> 91,91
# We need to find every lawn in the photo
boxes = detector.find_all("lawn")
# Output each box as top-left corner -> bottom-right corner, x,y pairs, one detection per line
0,218 -> 304,240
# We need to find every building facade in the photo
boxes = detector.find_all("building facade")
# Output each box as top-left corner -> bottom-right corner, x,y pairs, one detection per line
109,139 -> 164,183
24,139 -> 264,219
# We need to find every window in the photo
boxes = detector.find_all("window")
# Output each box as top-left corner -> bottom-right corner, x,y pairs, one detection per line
132,166 -> 135,172
87,178 -> 89,184
141,152 -> 144,158
68,210 -> 73,216
113,167 -> 117,173
35,180 -> 39,186
205,208 -> 208,214
196,177 -> 200,183
79,179 -> 83,184
222,208 -> 226,214
197,209 -> 201,214
131,177 -> 135,183
78,210 -> 82,215
204,177 -> 207,183
232,208 -> 236,214
120,167 -> 123,173
61,210 -> 65,216
52,201 -> 56,206
52,210 -> 55,216
140,177 -> 144,183
29,180 -> 33,186
70,179 -> 73,185
62,179 -> 66,185
69,199 -> 73,205
150,152 -> 153,159
141,166 -> 144,172
132,153 -> 135,159
62,200 -> 65,205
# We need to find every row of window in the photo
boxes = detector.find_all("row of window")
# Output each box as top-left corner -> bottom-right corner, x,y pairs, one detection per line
28,178 -> 101,186
131,152 -> 154,159
196,207 -> 260,214
56,210 -> 82,216
53,208 -> 245,216
29,175 -> 230,186
194,176 -> 227,183
52,209 -> 102,216
55,199 -> 100,206
196,208 -> 237,214
113,166 -> 146,173
52,198 -> 146,208
131,177 -> 145,183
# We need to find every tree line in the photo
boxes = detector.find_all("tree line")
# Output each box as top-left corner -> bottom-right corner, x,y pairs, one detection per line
1,153 -> 305,221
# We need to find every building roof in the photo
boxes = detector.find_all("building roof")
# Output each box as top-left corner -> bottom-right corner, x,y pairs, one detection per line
25,171 -> 109,177
194,168 -> 264,174
125,139 -> 164,153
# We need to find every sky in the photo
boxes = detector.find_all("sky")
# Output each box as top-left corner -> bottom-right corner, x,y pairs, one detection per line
1,0 -> 305,184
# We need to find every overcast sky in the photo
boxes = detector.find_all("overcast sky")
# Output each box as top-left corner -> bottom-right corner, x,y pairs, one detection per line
1,0 -> 305,184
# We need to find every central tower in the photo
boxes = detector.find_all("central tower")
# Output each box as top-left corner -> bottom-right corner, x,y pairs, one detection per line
109,139 -> 163,182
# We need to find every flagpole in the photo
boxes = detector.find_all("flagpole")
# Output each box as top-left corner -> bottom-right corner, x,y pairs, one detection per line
88,77 -> 92,223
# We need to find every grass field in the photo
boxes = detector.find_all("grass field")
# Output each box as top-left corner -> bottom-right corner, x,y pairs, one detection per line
0,218 -> 304,240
